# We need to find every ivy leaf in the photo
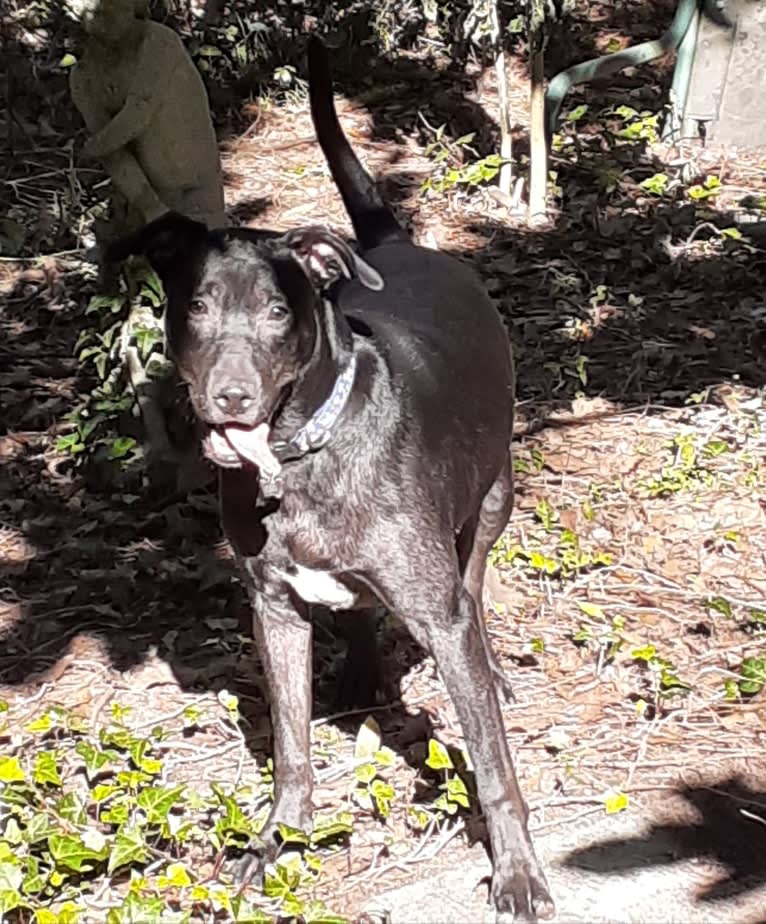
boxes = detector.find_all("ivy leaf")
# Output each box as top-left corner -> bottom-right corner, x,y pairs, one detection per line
25,813 -> 53,845
230,894 -> 273,923
425,738 -> 453,771
75,741 -> 114,781
49,833 -> 109,872
276,823 -> 310,846
33,751 -> 62,787
107,826 -> 148,874
0,863 -> 23,894
136,785 -> 185,824
0,756 -> 25,783
354,762 -> 377,784
25,713 -> 53,734
604,790 -> 629,815
739,656 -> 766,695
106,891 -> 166,924
631,644 -> 657,662
577,602 -> 606,620
565,104 -> 588,122
156,862 -> 192,888
310,812 -> 354,845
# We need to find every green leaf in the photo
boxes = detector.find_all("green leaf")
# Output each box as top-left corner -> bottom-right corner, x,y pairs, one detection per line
25,813 -> 53,845
86,294 -> 123,315
444,775 -> 470,808
0,757 -> 25,782
703,439 -> 729,457
230,894 -> 273,923
33,751 -> 62,787
107,826 -> 149,874
720,226 -> 743,239
0,862 -> 23,894
276,823 -> 310,846
631,644 -> 657,662
565,104 -> 588,122
60,53 -> 77,67
577,602 -> 605,620
57,902 -> 85,924
374,747 -> 395,767
534,497 -> 557,530
425,738 -> 453,771
75,741 -> 113,780
107,437 -> 137,460
136,784 -> 185,824
91,783 -> 121,804
311,812 -> 354,845
156,862 -> 192,888
640,172 -> 668,196
2,818 -> 23,845
370,779 -> 394,802
354,762 -> 377,784
106,891 -> 166,924
739,656 -> 766,694
603,790 -> 629,814
705,596 -> 732,618
49,833 -> 109,872
301,901 -> 349,924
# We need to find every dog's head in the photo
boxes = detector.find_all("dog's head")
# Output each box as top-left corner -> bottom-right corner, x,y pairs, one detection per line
106,212 -> 383,469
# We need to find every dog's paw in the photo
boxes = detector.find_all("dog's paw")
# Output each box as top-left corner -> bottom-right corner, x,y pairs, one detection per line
490,862 -> 555,922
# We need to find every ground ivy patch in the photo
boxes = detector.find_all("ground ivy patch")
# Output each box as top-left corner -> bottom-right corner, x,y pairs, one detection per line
0,699 -> 347,922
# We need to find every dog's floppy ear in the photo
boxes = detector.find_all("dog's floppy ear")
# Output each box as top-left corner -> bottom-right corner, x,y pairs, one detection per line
103,211 -> 209,281
283,226 -> 384,292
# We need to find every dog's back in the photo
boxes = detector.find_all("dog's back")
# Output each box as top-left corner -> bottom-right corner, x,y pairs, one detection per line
307,37 -> 513,464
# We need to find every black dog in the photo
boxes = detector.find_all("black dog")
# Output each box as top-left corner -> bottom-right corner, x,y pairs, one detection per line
107,36 -> 553,922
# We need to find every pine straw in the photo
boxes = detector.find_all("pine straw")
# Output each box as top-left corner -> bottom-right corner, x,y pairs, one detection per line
2,3 -> 766,918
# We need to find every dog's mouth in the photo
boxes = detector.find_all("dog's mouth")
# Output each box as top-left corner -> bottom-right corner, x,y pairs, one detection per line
203,423 -> 281,476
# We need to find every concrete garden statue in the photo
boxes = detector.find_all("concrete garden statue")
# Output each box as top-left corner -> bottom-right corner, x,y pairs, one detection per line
69,0 -> 226,231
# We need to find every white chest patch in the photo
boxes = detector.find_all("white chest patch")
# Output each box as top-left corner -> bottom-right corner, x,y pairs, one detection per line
276,564 -> 357,610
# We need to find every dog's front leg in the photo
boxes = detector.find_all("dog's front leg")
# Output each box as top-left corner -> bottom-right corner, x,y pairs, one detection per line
236,573 -> 313,883
402,581 -> 554,921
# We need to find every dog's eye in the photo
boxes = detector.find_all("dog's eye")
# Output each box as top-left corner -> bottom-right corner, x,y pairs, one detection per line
269,302 -> 290,321
189,299 -> 207,316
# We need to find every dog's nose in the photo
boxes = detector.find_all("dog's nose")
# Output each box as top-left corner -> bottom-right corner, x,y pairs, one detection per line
214,384 -> 254,416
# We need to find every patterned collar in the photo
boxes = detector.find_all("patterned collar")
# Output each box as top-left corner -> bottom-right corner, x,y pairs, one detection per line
271,353 -> 357,463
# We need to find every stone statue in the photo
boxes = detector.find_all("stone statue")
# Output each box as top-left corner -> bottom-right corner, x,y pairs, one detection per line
69,0 -> 226,231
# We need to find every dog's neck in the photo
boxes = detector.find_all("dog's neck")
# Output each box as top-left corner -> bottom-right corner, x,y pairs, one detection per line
270,297 -> 356,463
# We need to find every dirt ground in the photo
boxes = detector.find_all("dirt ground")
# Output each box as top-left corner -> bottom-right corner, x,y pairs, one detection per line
1,0 -> 766,921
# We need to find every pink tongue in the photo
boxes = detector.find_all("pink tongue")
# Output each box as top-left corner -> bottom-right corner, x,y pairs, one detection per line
224,423 -> 281,475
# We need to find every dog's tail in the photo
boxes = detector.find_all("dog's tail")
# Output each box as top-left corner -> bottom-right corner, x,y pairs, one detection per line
307,36 -> 408,251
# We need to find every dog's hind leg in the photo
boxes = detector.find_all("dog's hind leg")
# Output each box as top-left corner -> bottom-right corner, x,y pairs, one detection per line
381,558 -> 554,920
461,451 -> 515,700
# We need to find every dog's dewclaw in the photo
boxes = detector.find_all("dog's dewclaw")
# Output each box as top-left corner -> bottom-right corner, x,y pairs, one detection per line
225,424 -> 281,475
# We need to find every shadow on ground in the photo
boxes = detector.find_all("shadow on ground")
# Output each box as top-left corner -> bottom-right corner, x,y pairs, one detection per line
563,776 -> 766,906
